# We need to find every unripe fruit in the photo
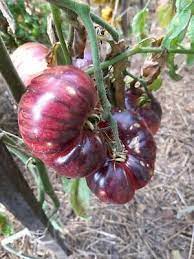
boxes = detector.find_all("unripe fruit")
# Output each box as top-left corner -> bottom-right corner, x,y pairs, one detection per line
11,42 -> 49,86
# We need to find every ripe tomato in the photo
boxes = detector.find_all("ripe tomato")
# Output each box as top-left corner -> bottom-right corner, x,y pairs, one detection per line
86,160 -> 135,204
41,131 -> 106,178
125,88 -> 162,134
11,42 -> 49,87
87,110 -> 156,203
18,66 -> 106,177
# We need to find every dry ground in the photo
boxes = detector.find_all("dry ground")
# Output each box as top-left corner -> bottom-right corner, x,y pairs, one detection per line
0,57 -> 194,259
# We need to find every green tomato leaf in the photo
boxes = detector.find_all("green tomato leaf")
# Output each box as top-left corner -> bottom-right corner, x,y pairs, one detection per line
167,53 -> 182,81
62,177 -> 72,193
0,212 -> 14,237
176,0 -> 193,12
132,8 -> 148,42
186,16 -> 194,65
156,2 -> 175,28
70,179 -> 90,218
162,4 -> 192,48
148,77 -> 163,91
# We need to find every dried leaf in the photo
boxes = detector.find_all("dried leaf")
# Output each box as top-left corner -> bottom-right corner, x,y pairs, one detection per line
73,23 -> 87,58
106,40 -> 128,109
47,14 -> 58,45
141,60 -> 161,85
141,38 -> 167,86
0,0 -> 15,33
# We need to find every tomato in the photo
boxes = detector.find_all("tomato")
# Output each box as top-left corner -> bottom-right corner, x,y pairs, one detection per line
41,131 -> 106,178
86,160 -> 135,204
87,110 -> 156,203
11,42 -> 49,87
125,88 -> 162,134
18,65 -> 106,177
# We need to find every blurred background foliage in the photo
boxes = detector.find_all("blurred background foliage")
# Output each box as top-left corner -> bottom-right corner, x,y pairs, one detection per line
0,0 -> 50,50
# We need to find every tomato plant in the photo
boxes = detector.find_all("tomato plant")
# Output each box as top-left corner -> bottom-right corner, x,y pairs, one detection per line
0,0 -> 194,221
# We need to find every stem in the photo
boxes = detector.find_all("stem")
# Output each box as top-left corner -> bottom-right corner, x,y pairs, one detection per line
125,70 -> 150,97
50,4 -> 71,64
87,46 -> 194,75
0,35 -> 25,103
45,0 -> 123,152
46,0 -> 119,41
79,10 -> 123,152
90,13 -> 119,42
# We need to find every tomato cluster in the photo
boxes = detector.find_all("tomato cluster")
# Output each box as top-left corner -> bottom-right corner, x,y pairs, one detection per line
15,43 -> 162,204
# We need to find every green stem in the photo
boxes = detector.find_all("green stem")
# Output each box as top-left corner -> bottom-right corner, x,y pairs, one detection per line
0,35 -> 25,103
50,4 -> 71,64
90,13 -> 119,42
125,70 -> 150,97
46,0 -> 123,152
46,0 -> 119,41
87,46 -> 194,75
79,9 -> 123,152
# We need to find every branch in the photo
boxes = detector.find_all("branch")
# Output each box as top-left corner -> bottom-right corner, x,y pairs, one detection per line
90,13 -> 119,42
87,46 -> 194,74
0,35 -> 25,103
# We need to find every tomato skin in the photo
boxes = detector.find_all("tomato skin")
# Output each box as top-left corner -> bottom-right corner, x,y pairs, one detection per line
87,110 -> 156,203
112,110 -> 156,167
40,131 -> 106,178
125,89 -> 162,134
18,66 -> 101,177
11,42 -> 49,87
86,160 -> 135,204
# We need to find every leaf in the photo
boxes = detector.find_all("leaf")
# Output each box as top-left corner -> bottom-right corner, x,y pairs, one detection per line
70,179 -> 90,218
132,8 -> 148,42
156,2 -> 175,28
62,177 -> 72,193
148,77 -> 163,91
162,4 -> 192,48
186,16 -> 194,65
176,0 -> 193,12
0,212 -> 13,237
167,53 -> 182,80
0,0 -> 15,33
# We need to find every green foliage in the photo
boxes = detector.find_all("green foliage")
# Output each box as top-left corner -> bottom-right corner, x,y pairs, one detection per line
63,178 -> 91,218
132,8 -> 148,43
162,4 -> 192,48
161,1 -> 194,79
186,16 -> 194,65
0,212 -> 14,237
70,179 -> 90,218
167,53 -> 182,81
148,77 -> 163,91
0,0 -> 49,49
156,1 -> 175,28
